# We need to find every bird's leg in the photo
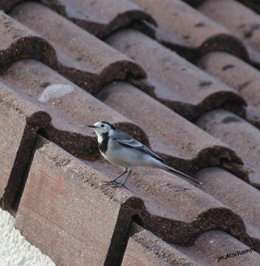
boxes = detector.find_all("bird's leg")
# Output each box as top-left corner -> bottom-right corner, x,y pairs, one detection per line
121,168 -> 132,187
109,168 -> 128,183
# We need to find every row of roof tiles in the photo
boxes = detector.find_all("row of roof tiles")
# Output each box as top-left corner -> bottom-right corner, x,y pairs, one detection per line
0,0 -> 259,265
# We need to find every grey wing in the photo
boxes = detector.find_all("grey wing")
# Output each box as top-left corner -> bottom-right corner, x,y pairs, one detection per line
113,130 -> 164,163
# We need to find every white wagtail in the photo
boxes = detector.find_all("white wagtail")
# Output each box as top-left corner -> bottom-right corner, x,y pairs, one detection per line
88,121 -> 201,186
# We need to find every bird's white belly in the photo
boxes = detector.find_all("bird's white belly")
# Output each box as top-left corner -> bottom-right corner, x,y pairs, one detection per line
101,140 -> 144,168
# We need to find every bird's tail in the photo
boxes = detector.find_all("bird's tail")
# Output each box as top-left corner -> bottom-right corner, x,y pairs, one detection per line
162,163 -> 201,186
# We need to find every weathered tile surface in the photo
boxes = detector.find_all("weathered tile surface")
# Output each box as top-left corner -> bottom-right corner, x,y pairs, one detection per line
196,110 -> 260,187
107,30 -> 246,121
198,51 -> 260,127
0,0 -> 259,264
41,0 -> 156,38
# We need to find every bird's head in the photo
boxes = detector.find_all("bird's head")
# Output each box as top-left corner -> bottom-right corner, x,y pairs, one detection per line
88,121 -> 115,136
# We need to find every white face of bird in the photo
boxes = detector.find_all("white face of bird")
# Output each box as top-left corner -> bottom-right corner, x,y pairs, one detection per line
88,121 -> 115,136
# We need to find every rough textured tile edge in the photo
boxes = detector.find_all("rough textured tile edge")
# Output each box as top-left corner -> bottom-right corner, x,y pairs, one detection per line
40,0 -> 157,39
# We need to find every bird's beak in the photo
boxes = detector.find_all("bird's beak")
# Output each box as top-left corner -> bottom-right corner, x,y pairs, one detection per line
87,124 -> 97,128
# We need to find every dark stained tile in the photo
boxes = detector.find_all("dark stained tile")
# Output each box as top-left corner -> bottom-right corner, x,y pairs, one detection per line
196,110 -> 260,188
106,30 -> 246,121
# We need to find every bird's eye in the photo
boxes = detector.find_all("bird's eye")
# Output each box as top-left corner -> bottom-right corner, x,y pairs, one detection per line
101,124 -> 104,127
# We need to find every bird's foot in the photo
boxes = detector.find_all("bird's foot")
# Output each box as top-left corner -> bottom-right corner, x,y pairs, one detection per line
105,179 -> 121,187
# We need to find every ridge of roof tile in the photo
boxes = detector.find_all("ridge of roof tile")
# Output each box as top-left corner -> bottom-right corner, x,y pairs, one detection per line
0,10 -> 56,67
0,0 -> 156,39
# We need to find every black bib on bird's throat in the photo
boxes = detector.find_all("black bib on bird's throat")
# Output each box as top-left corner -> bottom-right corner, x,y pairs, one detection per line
99,132 -> 109,153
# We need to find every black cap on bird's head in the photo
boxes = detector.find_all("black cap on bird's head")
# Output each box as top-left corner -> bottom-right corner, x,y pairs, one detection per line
101,121 -> 115,129
88,121 -> 115,134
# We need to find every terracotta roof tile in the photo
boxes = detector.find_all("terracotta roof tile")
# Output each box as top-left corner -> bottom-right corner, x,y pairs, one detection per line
0,10 -> 55,67
196,110 -> 260,188
199,0 -> 260,55
4,3 -> 145,93
0,0 -> 259,264
198,51 -> 260,127
130,0 -> 249,62
40,0 -> 156,38
197,167 -> 260,230
123,223 -> 198,265
106,29 -> 246,121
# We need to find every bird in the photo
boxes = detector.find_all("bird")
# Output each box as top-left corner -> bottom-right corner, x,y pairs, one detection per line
88,121 -> 201,186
